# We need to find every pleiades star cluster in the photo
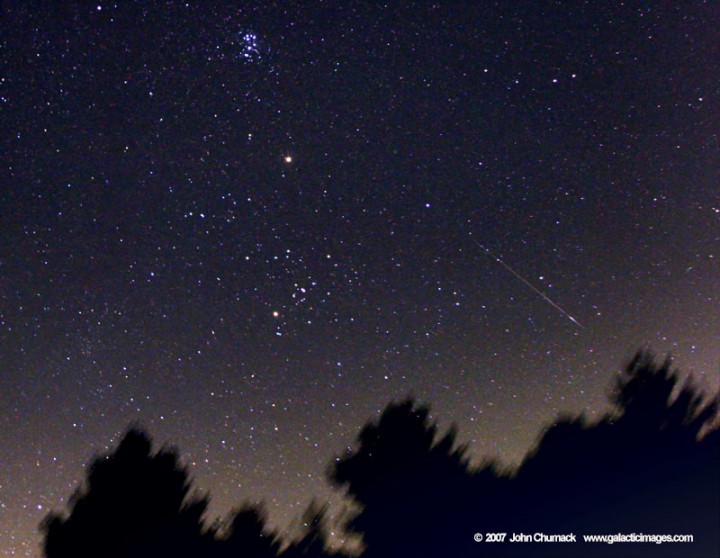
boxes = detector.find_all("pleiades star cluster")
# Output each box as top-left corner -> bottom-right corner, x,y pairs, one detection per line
1,2 -> 718,556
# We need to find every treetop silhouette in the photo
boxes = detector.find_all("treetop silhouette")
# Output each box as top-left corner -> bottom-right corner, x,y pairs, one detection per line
41,350 -> 719,558
41,428 -> 210,558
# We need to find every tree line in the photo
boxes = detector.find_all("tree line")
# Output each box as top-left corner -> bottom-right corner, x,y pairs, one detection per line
41,351 -> 719,557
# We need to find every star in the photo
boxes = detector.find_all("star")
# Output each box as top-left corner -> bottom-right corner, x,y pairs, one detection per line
1,2 -> 716,555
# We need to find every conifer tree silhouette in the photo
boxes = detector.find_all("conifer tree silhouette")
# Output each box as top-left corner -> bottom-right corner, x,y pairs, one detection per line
41,428 -> 210,558
40,351 -> 718,558
329,400 -> 474,558
329,353 -> 719,558
498,351 -> 719,557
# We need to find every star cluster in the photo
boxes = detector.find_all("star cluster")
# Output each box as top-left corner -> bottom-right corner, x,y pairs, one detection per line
1,2 -> 718,556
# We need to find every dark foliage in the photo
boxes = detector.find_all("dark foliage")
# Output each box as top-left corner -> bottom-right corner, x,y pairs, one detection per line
328,400 -> 474,557
40,428 -> 338,558
41,350 -> 718,558
283,500 -> 343,558
330,351 -> 719,558
214,503 -> 281,558
40,428 -> 211,558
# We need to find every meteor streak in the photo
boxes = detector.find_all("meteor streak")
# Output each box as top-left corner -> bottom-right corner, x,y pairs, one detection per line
473,240 -> 585,329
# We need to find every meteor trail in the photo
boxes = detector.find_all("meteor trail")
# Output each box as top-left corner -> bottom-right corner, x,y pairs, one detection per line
472,240 -> 585,329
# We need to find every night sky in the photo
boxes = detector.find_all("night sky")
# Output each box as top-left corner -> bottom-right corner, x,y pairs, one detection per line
2,2 -> 719,556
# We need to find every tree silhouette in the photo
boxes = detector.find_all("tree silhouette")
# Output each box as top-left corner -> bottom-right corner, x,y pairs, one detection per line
41,428 -> 211,558
282,500 -> 339,558
214,503 -> 281,558
40,351 -> 718,558
329,400 -> 476,558
611,351 -> 718,443
506,351 -> 720,556
329,352 -> 719,557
